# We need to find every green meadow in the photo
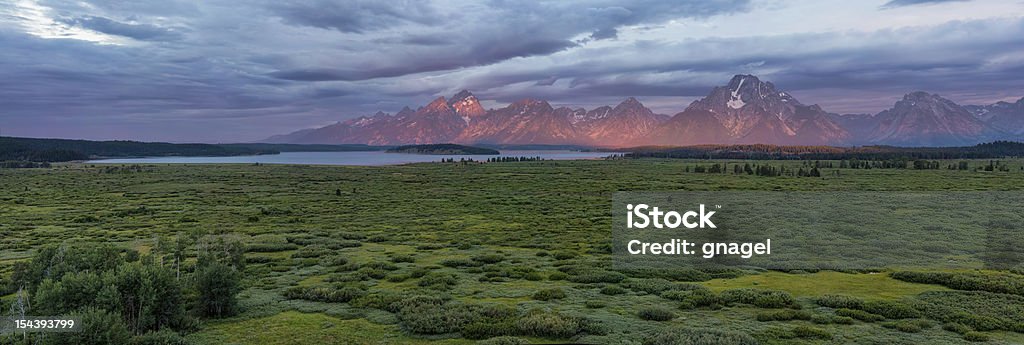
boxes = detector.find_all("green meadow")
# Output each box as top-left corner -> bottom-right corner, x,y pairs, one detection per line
2,159 -> 1024,344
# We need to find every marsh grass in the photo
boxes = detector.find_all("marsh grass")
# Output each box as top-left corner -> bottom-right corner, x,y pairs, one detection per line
2,159 -> 1023,344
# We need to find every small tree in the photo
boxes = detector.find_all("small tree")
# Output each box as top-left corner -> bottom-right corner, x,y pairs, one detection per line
195,261 -> 242,318
57,307 -> 132,345
196,235 -> 245,271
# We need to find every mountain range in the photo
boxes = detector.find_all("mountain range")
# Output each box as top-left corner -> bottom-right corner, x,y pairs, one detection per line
266,75 -> 1024,147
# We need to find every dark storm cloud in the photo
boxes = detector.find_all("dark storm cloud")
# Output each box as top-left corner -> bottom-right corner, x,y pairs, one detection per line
881,0 -> 971,8
60,16 -> 183,41
2,0 -> 1022,142
589,27 -> 619,40
265,0 -> 750,81
372,34 -> 452,46
39,0 -> 201,16
269,0 -> 443,33
268,38 -> 576,81
535,76 -> 559,86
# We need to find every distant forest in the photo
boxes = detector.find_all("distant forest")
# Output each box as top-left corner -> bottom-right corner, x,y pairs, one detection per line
621,141 -> 1024,160
387,143 -> 499,155
0,137 -> 384,162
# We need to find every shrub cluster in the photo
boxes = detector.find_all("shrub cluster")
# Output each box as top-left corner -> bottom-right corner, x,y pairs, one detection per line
643,328 -> 758,345
472,254 -> 505,264
476,336 -> 529,345
815,294 -> 920,319
600,285 -> 627,295
756,309 -> 812,322
291,245 -> 332,258
916,290 -> 1024,332
719,288 -> 795,308
532,288 -> 566,301
882,319 -> 933,333
891,271 -> 1024,296
390,296 -> 600,341
791,326 -> 832,340
418,272 -> 460,290
861,300 -> 921,319
441,258 -> 479,268
286,235 -> 362,250
835,308 -> 884,322
963,332 -> 991,342
637,307 -> 676,321
621,278 -> 674,294
674,289 -> 722,310
617,267 -> 714,282
390,254 -> 416,263
566,270 -> 626,284
551,250 -> 578,260
814,294 -> 864,309
245,242 -> 299,253
760,325 -> 832,340
283,284 -> 367,303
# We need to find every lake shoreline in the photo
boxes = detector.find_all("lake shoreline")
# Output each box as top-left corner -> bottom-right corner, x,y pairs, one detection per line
84,150 -> 617,166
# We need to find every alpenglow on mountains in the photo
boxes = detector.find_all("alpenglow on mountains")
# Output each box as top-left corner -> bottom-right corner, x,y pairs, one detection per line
267,75 -> 1024,147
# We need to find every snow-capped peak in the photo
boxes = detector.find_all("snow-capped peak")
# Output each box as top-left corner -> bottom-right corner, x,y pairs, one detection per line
727,77 -> 747,109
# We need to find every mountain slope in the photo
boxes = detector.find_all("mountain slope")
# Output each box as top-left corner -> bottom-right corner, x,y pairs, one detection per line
828,113 -> 876,141
270,96 -> 468,145
643,75 -> 849,146
453,99 -> 581,145
448,90 -> 487,125
869,92 -> 1004,146
577,97 -> 668,146
385,97 -> 467,144
643,109 -> 732,145
965,97 -> 1024,135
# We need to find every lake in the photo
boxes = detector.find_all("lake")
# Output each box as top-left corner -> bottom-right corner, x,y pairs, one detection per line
85,150 -> 617,166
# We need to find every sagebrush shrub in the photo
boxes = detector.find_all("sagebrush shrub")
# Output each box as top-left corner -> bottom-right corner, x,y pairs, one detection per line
643,328 -> 758,345
532,288 -> 566,301
638,307 -> 675,321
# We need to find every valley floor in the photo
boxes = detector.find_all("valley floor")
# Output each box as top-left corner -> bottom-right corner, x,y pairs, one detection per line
2,159 -> 1024,344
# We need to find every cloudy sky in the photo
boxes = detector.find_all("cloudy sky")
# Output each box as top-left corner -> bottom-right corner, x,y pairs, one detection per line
2,0 -> 1023,142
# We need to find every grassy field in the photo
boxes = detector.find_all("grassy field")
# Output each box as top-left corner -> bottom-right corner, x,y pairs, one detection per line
2,159 -> 1024,344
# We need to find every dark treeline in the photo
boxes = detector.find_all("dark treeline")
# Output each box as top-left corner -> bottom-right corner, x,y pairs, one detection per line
222,143 -> 385,152
682,158 -> 1018,178
0,161 -> 52,169
0,136 -> 278,162
100,164 -> 149,174
388,143 -> 499,155
440,157 -> 481,164
621,141 -> 1024,160
843,159 -> 1013,171
436,156 -> 545,164
686,162 -> 822,177
487,156 -> 544,163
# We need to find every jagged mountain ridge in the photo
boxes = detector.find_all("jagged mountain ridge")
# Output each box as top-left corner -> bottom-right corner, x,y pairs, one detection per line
867,92 -> 1000,146
454,99 -> 581,145
270,90 -> 670,146
965,97 -> 1024,135
643,75 -> 850,146
267,77 -> 1024,147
